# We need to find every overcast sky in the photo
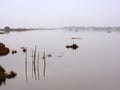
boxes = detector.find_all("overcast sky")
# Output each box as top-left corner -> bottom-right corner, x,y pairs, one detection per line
0,0 -> 120,28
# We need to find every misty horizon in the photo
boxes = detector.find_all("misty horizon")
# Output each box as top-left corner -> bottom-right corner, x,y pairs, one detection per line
0,0 -> 120,28
1,25 -> 120,29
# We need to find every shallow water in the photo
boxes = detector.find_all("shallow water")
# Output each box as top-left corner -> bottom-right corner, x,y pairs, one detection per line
0,30 -> 120,90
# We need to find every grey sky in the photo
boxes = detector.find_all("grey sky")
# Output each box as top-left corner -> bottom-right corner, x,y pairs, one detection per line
0,0 -> 120,28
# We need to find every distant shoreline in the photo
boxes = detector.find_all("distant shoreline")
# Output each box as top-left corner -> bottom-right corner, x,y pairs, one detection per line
63,26 -> 120,30
0,26 -> 120,34
0,28 -> 35,31
0,27 -> 56,34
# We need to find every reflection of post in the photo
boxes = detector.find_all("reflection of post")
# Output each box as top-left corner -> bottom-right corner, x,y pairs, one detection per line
32,48 -> 34,78
25,50 -> 28,83
43,51 -> 46,77
37,52 -> 40,80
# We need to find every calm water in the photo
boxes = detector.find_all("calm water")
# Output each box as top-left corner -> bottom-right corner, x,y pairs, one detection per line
0,29 -> 120,90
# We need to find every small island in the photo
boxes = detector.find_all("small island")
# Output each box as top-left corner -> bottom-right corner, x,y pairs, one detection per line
0,26 -> 57,34
0,26 -> 36,34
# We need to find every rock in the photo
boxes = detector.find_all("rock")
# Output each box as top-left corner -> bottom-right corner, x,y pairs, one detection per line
0,43 -> 10,56
66,44 -> 79,50
0,65 -> 17,86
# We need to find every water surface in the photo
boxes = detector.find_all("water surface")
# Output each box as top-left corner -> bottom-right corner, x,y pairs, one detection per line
0,30 -> 120,90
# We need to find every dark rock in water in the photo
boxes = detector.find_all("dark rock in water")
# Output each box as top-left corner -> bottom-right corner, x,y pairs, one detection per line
21,47 -> 27,53
0,43 -> 10,56
6,71 -> 17,79
66,44 -> 79,50
0,65 -> 6,73
0,65 -> 17,86
11,50 -> 17,54
23,48 -> 27,53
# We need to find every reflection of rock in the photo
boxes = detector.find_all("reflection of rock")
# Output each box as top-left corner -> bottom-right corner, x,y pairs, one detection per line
71,37 -> 81,39
0,65 -> 17,86
66,44 -> 79,50
107,31 -> 111,33
0,43 -> 10,56
47,54 -> 52,57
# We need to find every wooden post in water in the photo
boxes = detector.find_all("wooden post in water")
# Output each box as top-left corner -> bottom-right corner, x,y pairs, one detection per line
33,45 -> 37,80
25,48 -> 28,83
43,51 -> 46,77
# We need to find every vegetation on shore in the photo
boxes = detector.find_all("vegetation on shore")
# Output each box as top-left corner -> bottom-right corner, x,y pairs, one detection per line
0,26 -> 56,34
0,26 -> 36,34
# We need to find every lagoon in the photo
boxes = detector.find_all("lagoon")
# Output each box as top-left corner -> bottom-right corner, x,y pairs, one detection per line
0,29 -> 120,90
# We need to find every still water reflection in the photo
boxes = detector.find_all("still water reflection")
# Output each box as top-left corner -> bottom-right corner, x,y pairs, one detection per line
0,30 -> 120,90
